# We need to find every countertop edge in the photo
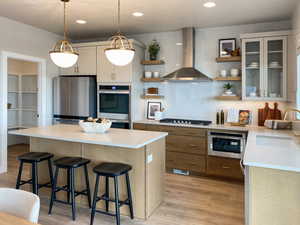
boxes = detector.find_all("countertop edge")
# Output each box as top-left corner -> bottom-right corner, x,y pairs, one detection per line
9,130 -> 168,149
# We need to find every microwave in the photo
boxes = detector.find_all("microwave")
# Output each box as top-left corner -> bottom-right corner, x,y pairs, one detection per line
208,131 -> 247,159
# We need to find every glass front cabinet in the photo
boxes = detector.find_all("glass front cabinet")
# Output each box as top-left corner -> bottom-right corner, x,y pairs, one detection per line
242,35 -> 287,101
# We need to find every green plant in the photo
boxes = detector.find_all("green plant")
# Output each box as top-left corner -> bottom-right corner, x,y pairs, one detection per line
148,39 -> 160,60
223,83 -> 233,90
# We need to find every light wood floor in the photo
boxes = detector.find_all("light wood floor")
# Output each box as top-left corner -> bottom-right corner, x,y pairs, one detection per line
0,144 -> 244,225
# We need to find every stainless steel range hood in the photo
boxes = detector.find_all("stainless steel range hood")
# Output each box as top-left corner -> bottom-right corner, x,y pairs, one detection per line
163,28 -> 212,81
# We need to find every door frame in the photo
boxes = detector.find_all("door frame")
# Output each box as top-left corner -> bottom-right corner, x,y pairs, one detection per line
0,51 -> 47,173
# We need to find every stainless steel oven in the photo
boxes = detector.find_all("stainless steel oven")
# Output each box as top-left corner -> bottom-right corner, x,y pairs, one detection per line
208,130 -> 246,159
98,85 -> 131,122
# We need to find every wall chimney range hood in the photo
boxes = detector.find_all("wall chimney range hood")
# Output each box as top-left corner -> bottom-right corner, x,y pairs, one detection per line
163,28 -> 212,81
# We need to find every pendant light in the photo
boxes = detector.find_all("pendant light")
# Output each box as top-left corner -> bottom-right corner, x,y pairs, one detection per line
105,0 -> 135,66
49,0 -> 78,68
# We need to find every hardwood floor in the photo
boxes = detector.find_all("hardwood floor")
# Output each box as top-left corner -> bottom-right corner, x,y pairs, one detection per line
0,144 -> 244,225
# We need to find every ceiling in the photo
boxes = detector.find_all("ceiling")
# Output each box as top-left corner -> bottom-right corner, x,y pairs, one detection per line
0,0 -> 297,40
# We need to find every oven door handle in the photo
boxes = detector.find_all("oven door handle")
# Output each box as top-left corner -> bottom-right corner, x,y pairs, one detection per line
98,90 -> 130,94
209,135 -> 244,140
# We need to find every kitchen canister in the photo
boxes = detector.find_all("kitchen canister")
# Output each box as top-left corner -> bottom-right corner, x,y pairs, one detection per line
230,68 -> 239,77
145,71 -> 152,78
220,70 -> 227,77
153,71 -> 160,78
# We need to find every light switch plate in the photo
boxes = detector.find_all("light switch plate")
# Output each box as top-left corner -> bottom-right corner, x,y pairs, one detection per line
147,154 -> 153,163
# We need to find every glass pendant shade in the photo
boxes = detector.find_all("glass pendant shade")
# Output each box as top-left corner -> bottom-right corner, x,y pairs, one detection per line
105,33 -> 135,66
50,40 -> 78,68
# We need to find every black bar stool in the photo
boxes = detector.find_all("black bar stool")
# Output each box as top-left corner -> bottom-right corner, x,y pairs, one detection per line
48,157 -> 92,221
90,162 -> 134,225
16,152 -> 54,195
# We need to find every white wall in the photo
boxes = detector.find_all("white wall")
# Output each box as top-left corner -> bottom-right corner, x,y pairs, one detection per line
0,16 -> 61,124
292,2 -> 300,111
131,21 -> 292,124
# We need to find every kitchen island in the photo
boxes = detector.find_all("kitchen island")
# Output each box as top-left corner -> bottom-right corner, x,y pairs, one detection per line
9,124 -> 168,220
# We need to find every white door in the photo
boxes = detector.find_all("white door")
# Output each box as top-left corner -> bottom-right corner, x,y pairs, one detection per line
242,38 -> 264,100
263,36 -> 287,100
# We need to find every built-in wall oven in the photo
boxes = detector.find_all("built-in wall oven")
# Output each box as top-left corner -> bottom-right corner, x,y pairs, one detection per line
98,85 -> 131,129
208,130 -> 247,159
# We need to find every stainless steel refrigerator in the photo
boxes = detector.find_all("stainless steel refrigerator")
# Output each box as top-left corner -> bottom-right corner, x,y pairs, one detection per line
53,75 -> 97,124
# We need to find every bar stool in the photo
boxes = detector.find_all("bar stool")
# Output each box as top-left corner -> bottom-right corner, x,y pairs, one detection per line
48,157 -> 92,221
90,162 -> 134,225
16,152 -> 54,195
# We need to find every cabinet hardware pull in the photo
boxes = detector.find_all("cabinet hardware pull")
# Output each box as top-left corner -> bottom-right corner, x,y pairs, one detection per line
222,166 -> 230,169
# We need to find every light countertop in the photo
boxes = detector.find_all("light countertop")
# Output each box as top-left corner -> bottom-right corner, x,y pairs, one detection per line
134,120 -> 300,173
243,127 -> 300,172
9,124 -> 168,149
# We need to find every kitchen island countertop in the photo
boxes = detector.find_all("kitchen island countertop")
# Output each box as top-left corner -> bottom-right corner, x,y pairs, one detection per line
9,124 -> 168,149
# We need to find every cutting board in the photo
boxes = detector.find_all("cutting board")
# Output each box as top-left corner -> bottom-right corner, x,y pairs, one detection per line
258,103 -> 270,126
258,102 -> 282,126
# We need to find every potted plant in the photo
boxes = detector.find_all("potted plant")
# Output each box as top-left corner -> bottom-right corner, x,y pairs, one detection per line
223,83 -> 233,95
148,39 -> 160,60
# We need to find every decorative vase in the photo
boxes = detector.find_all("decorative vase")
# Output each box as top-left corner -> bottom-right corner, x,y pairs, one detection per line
150,53 -> 157,61
224,89 -> 233,95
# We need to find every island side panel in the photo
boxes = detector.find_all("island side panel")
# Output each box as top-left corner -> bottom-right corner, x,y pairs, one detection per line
249,166 -> 300,225
30,137 -> 83,200
82,143 -> 147,219
145,137 -> 165,218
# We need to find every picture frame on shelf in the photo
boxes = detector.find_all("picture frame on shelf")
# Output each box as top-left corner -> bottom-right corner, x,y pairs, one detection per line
219,38 -> 236,58
147,101 -> 162,120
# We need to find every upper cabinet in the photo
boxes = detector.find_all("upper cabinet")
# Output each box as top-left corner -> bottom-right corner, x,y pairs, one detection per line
241,32 -> 288,101
60,46 -> 97,75
97,46 -> 132,83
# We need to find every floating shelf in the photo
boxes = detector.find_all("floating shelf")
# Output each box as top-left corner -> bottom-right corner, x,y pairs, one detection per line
141,60 -> 165,65
141,95 -> 164,99
141,78 -> 163,82
215,96 -> 241,101
215,56 -> 241,63
214,77 -> 241,81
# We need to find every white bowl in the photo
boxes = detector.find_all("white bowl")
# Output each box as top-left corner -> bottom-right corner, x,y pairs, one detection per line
79,120 -> 112,133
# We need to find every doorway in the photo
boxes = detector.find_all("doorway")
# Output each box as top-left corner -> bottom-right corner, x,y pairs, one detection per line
0,51 -> 47,173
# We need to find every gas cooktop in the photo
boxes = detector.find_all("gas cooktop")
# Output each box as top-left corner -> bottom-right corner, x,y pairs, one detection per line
159,118 -> 212,126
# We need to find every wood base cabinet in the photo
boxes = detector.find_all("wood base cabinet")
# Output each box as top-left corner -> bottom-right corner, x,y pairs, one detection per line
207,156 -> 243,180
133,123 -> 207,175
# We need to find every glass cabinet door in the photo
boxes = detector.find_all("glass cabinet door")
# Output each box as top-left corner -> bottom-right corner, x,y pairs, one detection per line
264,37 -> 286,99
243,39 -> 263,98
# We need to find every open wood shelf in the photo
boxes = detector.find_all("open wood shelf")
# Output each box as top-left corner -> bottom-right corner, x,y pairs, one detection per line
215,56 -> 241,63
141,60 -> 165,65
141,78 -> 164,82
215,96 -> 241,101
214,77 -> 241,81
141,95 -> 164,99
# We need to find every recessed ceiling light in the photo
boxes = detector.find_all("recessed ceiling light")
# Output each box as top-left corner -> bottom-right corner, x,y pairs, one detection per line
203,1 -> 216,8
176,42 -> 183,46
132,12 -> 144,17
76,19 -> 87,24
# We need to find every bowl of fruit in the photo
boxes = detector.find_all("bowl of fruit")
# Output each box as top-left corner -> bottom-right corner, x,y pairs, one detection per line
79,117 -> 112,133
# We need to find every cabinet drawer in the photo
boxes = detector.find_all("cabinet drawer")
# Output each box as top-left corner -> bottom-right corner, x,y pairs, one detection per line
160,126 -> 206,137
133,123 -> 147,130
207,156 -> 243,180
166,152 -> 206,174
166,135 -> 206,155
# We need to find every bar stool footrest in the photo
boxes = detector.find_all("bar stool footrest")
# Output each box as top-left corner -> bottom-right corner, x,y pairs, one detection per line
97,194 -> 130,207
94,209 -> 117,217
